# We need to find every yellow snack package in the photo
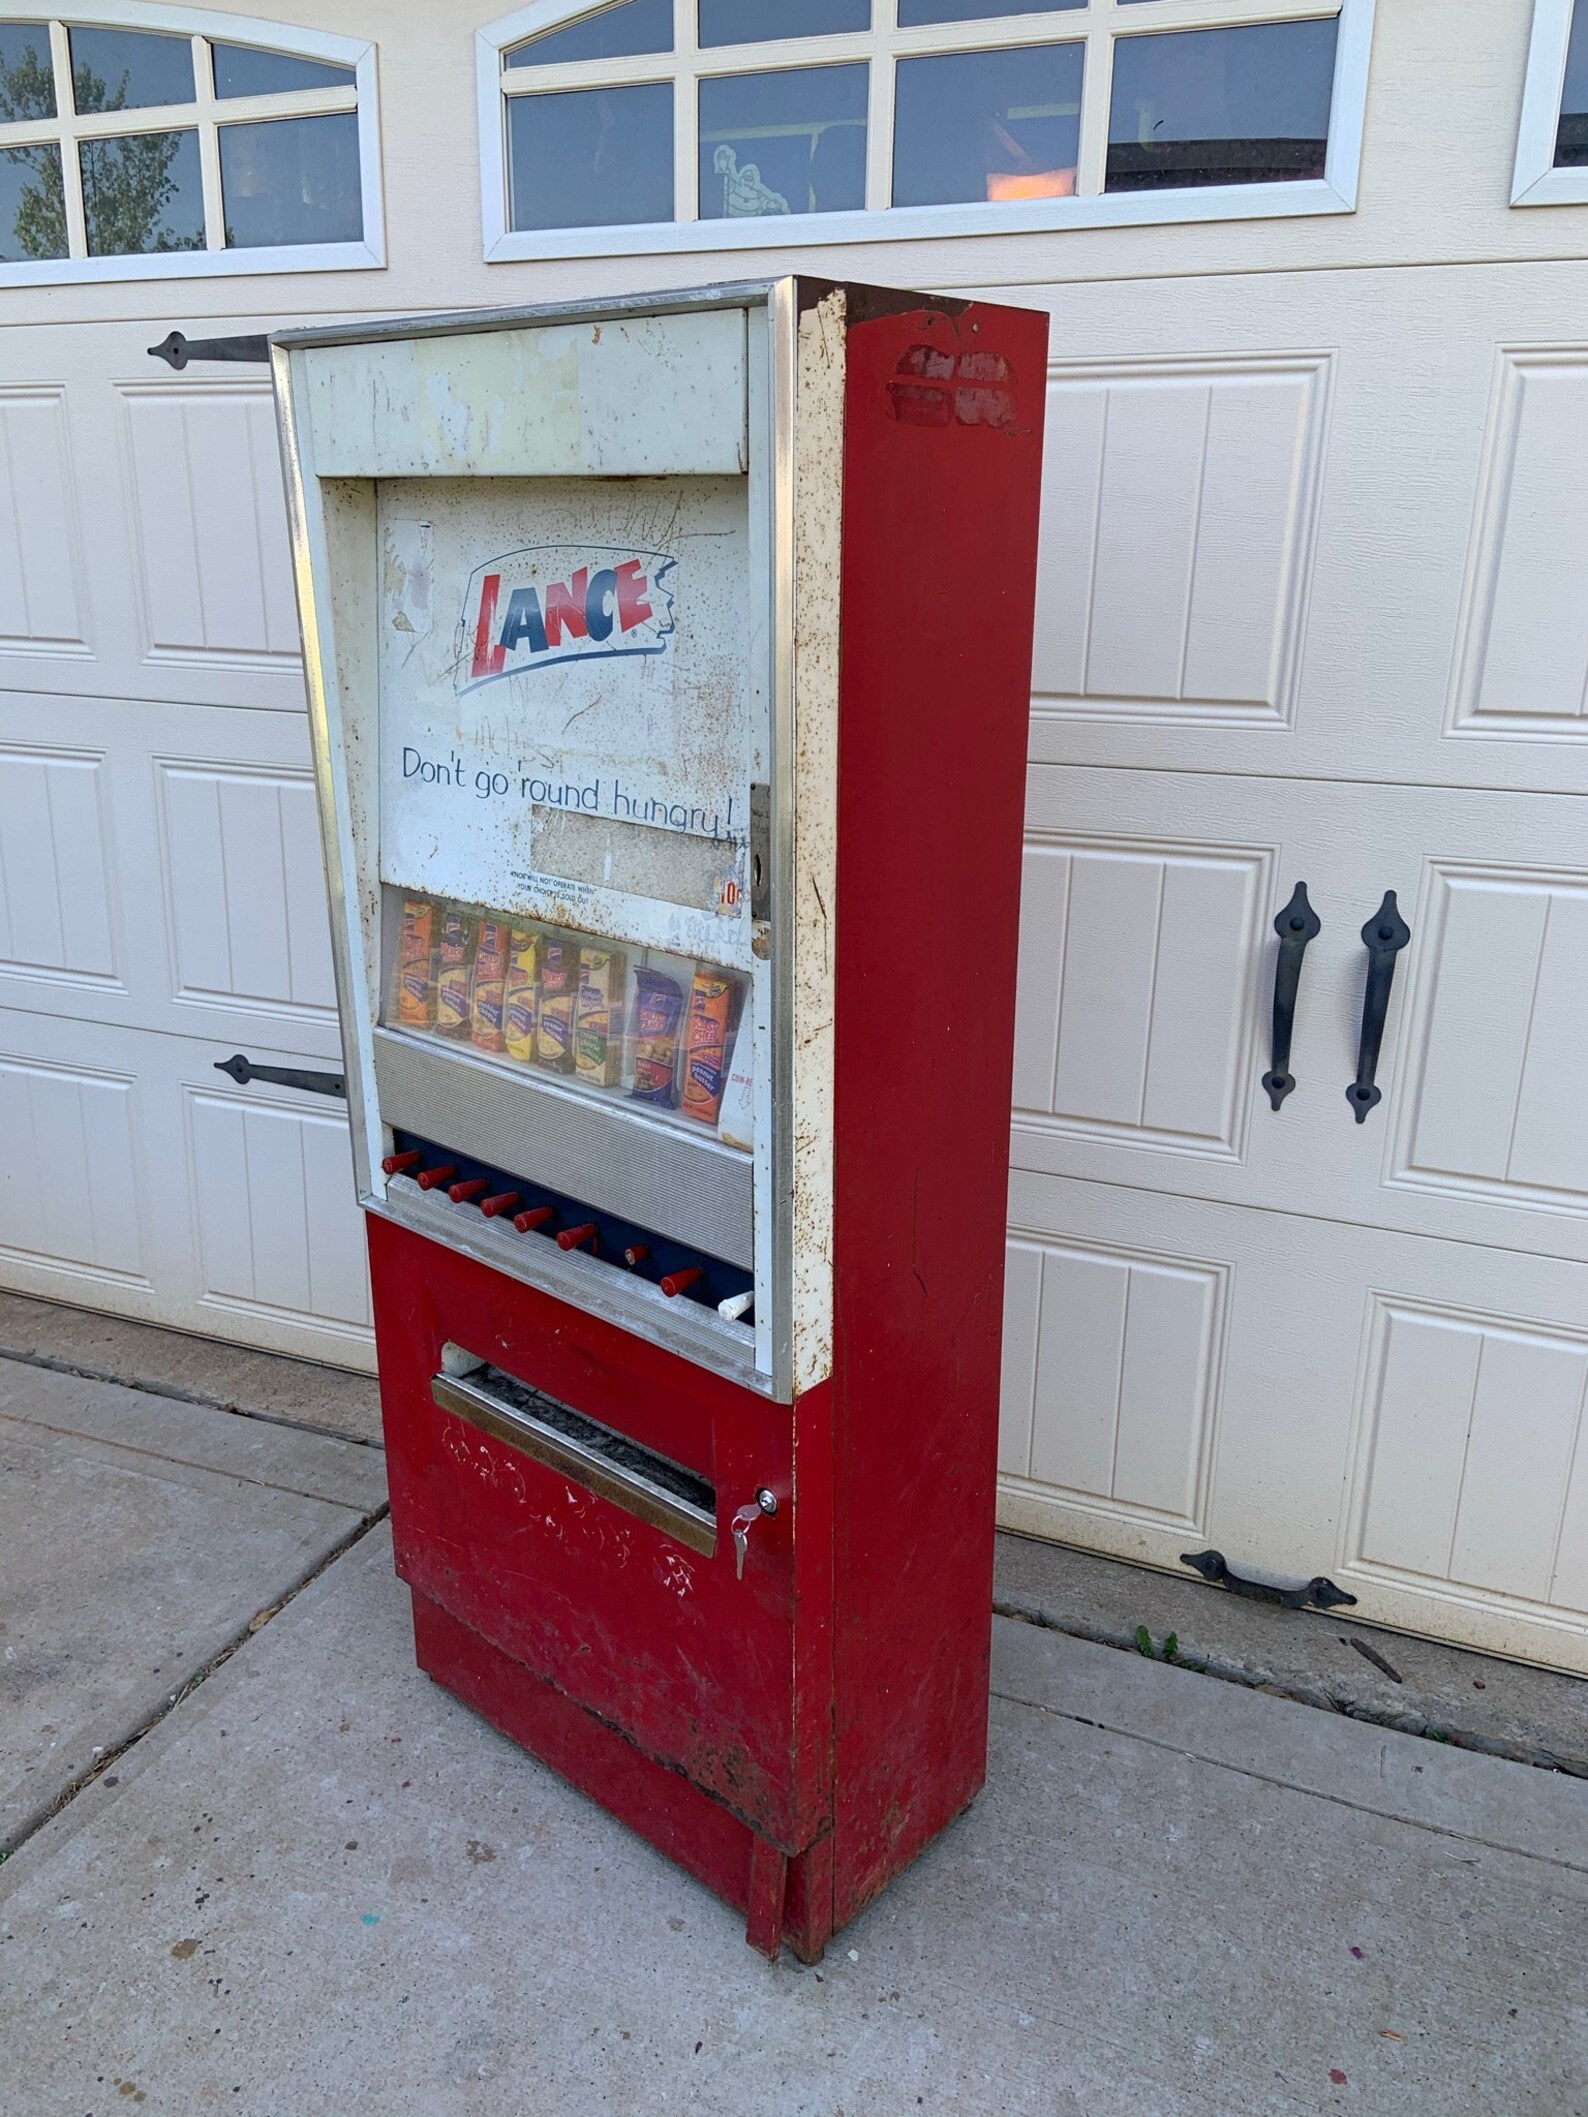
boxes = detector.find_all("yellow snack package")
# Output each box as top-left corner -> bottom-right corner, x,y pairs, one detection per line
503,927 -> 541,1062
394,897 -> 436,1028
434,906 -> 476,1038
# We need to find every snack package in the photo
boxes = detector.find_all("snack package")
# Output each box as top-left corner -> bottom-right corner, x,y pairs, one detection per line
535,937 -> 578,1073
469,919 -> 510,1055
718,1036 -> 755,1152
575,946 -> 627,1087
433,907 -> 476,1038
503,928 -> 542,1062
681,965 -> 737,1125
394,896 -> 436,1028
629,969 -> 685,1106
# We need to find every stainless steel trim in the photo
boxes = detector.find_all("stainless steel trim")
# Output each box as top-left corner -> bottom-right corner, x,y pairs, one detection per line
380,1177 -> 772,1397
271,281 -> 781,353
372,1028 -> 753,1267
766,277 -> 800,1402
270,341 -> 381,1204
431,1369 -> 717,1557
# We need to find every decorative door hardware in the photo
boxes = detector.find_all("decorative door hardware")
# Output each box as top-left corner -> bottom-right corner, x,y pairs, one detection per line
148,331 -> 271,370
1261,881 -> 1322,1111
1180,1548 -> 1357,1610
1346,891 -> 1412,1123
214,1053 -> 346,1098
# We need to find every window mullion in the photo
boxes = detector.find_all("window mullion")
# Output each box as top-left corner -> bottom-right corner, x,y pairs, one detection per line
48,20 -> 88,259
674,0 -> 698,221
865,33 -> 893,213
193,34 -> 224,252
1073,21 -> 1112,196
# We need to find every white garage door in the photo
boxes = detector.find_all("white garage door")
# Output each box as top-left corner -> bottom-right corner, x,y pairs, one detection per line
1000,259 -> 1588,1671
0,313 -> 373,1368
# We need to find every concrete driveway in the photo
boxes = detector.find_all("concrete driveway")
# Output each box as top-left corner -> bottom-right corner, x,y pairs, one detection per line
2,1360 -> 1584,2116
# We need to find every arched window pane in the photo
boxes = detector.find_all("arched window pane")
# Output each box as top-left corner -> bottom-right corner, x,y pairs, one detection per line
0,24 -> 56,120
220,112 -> 362,246
894,42 -> 1081,206
80,127 -> 204,252
0,143 -> 65,258
1557,0 -> 1588,167
698,0 -> 868,49
698,64 -> 867,217
509,81 -> 673,229
211,44 -> 355,98
506,0 -> 672,67
898,0 -> 1079,22
69,26 -> 194,113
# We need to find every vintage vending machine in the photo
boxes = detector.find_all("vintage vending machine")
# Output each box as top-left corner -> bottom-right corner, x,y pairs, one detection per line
274,280 -> 1046,1959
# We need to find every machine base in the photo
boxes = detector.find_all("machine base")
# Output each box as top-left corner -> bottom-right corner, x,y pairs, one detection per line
409,1586 -> 835,1962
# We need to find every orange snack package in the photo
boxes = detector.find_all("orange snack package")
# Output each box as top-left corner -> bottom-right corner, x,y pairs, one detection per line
681,965 -> 737,1125
394,897 -> 436,1027
470,919 -> 509,1054
434,906 -> 476,1038
503,928 -> 541,1062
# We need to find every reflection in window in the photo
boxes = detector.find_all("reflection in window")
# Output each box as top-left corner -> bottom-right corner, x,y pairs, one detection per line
1558,0 -> 1588,167
211,42 -> 355,97
0,23 -> 55,120
894,40 -> 1081,206
1106,19 -> 1338,191
220,112 -> 361,246
506,0 -> 672,67
698,64 -> 866,217
0,141 -> 64,258
898,0 -> 1078,21
509,81 -> 673,229
81,127 -> 203,252
697,0 -> 868,47
69,25 -> 194,112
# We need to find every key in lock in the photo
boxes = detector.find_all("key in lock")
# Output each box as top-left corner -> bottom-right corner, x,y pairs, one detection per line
730,1489 -> 779,1580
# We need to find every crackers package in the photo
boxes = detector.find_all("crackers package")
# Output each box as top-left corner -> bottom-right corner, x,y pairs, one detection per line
535,938 -> 578,1073
394,897 -> 436,1028
575,947 -> 627,1087
469,919 -> 510,1054
434,907 -> 476,1038
503,928 -> 541,1062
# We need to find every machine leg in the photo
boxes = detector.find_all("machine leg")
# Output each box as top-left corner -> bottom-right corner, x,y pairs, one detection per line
745,1838 -> 788,1959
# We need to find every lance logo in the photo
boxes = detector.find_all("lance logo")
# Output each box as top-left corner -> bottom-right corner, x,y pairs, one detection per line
460,544 -> 676,694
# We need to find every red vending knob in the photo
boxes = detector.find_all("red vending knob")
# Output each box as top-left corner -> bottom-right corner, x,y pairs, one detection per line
557,1222 -> 598,1252
659,1266 -> 705,1299
512,1205 -> 555,1233
622,1244 -> 650,1269
448,1178 -> 491,1203
381,1150 -> 423,1175
480,1191 -> 521,1219
416,1164 -> 458,1191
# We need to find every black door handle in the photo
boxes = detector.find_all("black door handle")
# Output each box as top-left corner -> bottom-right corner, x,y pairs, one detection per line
1346,891 -> 1411,1123
1261,881 -> 1321,1110
148,330 -> 271,370
214,1053 -> 346,1098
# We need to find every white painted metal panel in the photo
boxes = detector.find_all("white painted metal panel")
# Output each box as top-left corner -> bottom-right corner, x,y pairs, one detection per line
301,309 -> 748,478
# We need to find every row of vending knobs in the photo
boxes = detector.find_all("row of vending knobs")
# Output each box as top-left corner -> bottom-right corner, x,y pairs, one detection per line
382,1151 -> 706,1299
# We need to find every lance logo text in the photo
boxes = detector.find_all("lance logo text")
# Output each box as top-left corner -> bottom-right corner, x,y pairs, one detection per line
460,545 -> 676,693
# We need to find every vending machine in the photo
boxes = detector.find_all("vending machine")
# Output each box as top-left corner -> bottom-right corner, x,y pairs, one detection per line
274,279 -> 1046,1959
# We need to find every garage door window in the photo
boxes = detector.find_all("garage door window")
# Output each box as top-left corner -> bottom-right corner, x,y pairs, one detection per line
1514,0 -> 1588,205
0,4 -> 381,283
479,0 -> 1373,261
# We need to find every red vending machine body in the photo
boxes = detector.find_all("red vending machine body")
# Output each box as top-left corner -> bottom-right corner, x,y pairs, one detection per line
276,282 -> 1047,1959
